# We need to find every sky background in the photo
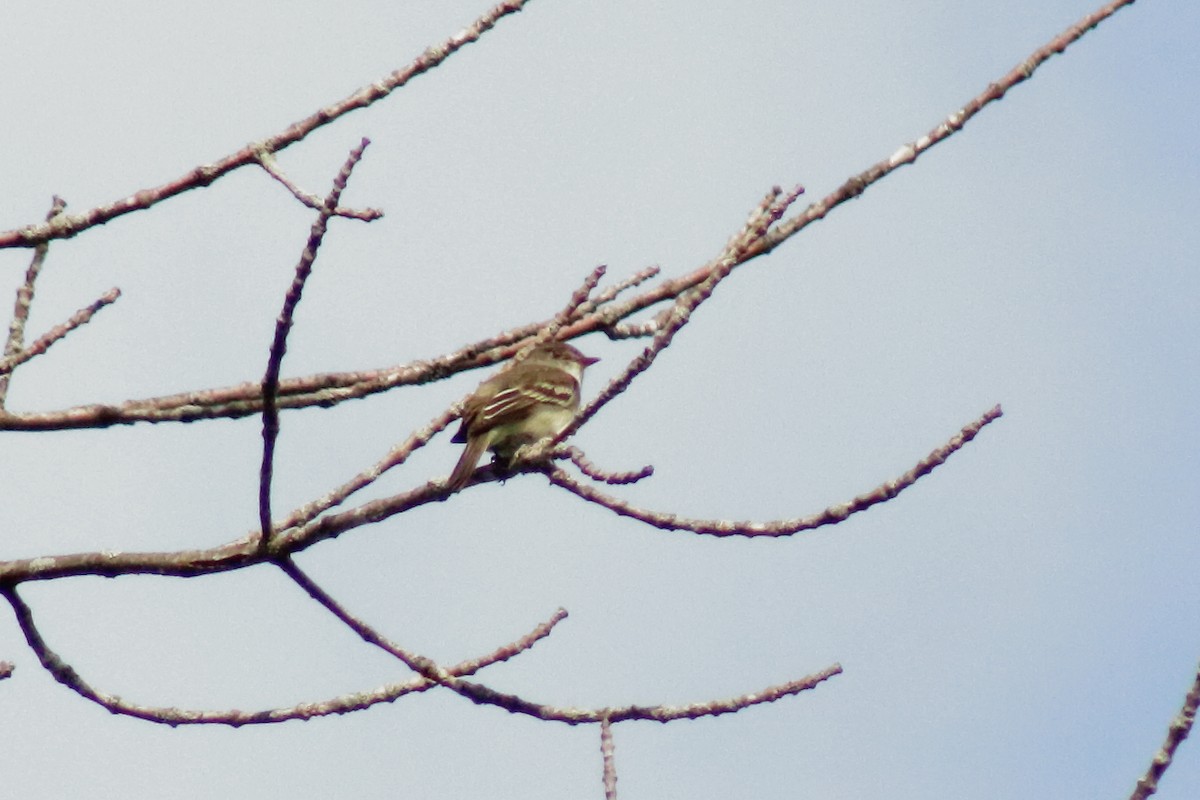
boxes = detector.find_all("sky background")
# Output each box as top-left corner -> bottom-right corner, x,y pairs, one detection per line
2,0 -> 1199,798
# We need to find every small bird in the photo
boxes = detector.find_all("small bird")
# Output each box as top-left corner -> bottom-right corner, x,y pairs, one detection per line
447,341 -> 599,490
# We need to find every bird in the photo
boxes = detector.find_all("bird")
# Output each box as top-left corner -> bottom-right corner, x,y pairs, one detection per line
447,341 -> 599,490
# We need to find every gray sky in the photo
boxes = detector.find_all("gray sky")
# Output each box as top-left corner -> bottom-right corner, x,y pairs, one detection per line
3,1 -> 1199,797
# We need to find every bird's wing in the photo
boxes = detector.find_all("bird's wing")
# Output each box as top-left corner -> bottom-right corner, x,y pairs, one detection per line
462,367 -> 579,436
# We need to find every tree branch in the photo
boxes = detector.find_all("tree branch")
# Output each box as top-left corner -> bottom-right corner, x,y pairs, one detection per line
1130,658 -> 1200,800
259,139 -> 373,550
0,580 -> 568,726
256,151 -> 383,221
0,405 -> 1001,584
600,716 -> 618,800
0,1 -> 536,250
0,197 -> 66,406
546,405 -> 1003,537
0,287 -> 120,377
0,0 -> 1139,431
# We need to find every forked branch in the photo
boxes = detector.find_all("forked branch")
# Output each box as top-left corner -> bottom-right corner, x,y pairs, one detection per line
0,1 -> 535,251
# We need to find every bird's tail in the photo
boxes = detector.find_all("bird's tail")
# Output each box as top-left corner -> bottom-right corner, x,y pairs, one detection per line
447,436 -> 488,491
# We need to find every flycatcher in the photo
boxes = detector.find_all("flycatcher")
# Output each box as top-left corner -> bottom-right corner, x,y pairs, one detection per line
447,341 -> 599,490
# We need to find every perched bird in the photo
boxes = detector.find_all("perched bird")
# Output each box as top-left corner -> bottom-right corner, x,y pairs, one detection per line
447,341 -> 599,490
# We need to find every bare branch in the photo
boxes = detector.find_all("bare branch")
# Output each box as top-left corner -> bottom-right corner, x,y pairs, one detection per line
601,716 -> 618,800
758,0 -> 1140,259
0,476 -> 467,584
0,0 -> 535,250
0,1 -> 1140,432
424,662 -> 842,725
0,270 -> 654,430
471,264 -> 612,371
0,197 -> 66,406
0,287 -> 121,377
277,557 -> 444,678
590,265 -> 660,307
5,569 -> 837,727
0,405 -> 1003,584
603,315 -> 665,340
0,10 -> 1149,794
546,406 -> 1004,537
256,151 -> 383,221
279,407 -> 458,531
0,580 -> 568,726
1130,658 -> 1200,800
559,446 -> 654,485
516,185 -> 806,468
540,264 -> 608,346
260,139 -> 373,550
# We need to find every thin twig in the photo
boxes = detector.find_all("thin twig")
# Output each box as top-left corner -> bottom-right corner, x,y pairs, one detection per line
560,446 -> 654,485
407,662 -> 842,725
278,407 -> 458,532
256,151 -> 383,221
603,317 -> 663,340
259,139 -> 373,551
589,265 -> 660,307
506,264 -> 608,367
0,197 -> 66,406
287,561 -> 846,725
601,716 -> 618,800
0,287 -> 121,377
759,0 -> 1141,257
1130,658 -> 1200,800
278,557 -> 445,679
